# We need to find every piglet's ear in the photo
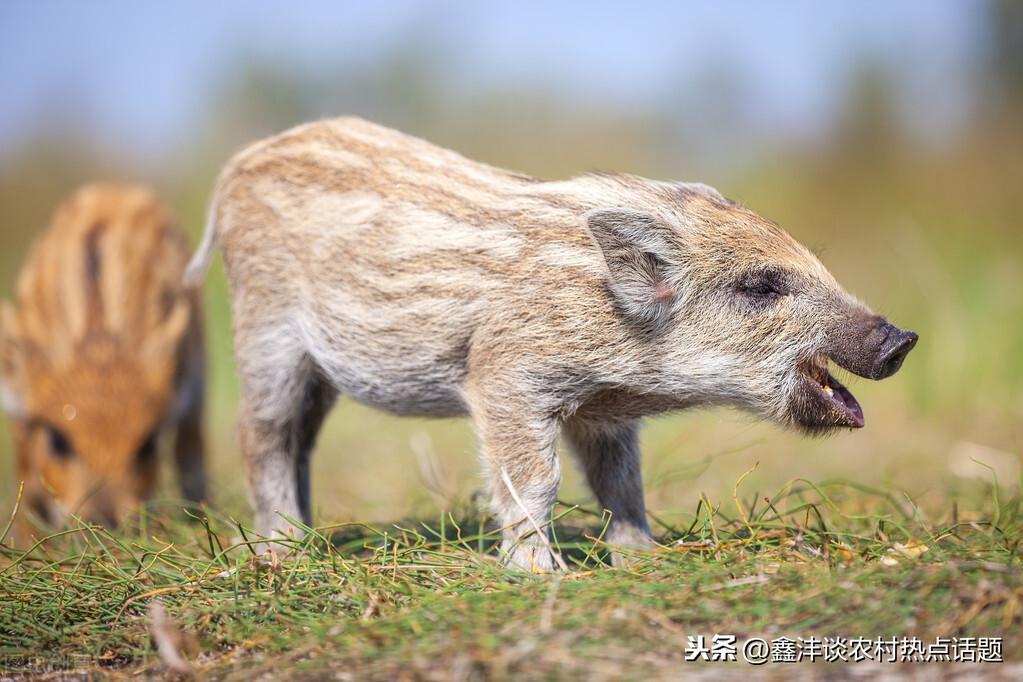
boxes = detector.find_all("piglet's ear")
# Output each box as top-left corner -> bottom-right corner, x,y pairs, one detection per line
0,300 -> 25,418
585,208 -> 677,332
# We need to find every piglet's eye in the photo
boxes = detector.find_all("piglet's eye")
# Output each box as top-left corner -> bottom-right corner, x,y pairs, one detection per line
737,270 -> 787,300
742,283 -> 781,297
46,426 -> 74,460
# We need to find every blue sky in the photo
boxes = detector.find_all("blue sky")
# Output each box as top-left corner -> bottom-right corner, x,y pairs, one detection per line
0,1 -> 987,156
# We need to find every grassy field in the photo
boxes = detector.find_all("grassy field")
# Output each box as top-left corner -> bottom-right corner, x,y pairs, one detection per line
1,472 -> 1021,679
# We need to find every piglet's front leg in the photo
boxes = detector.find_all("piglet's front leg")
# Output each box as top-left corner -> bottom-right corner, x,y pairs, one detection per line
465,380 -> 562,572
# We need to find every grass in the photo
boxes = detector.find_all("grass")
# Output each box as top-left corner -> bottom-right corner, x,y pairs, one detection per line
2,474 -> 1020,679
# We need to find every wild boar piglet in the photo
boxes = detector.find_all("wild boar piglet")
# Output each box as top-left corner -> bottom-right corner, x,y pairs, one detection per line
186,117 -> 917,570
1,184 -> 206,534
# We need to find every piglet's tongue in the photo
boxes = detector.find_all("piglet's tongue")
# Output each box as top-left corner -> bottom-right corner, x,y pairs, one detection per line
825,372 -> 864,427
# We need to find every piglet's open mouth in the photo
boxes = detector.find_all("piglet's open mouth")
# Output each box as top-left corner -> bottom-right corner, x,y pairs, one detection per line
800,360 -> 865,429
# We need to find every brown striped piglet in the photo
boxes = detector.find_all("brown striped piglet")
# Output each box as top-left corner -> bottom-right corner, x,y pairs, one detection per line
1,184 -> 206,537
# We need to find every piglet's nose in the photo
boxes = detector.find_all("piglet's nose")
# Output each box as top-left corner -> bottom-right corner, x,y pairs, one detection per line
872,323 -> 918,379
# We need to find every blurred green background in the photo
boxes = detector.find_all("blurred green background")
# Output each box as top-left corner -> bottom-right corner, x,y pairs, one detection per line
0,1 -> 1020,527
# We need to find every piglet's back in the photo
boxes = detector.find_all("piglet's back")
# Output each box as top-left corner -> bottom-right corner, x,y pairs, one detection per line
14,183 -> 191,353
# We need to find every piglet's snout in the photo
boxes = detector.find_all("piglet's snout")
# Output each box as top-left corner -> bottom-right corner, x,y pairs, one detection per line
828,315 -> 918,380
871,322 -> 918,379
